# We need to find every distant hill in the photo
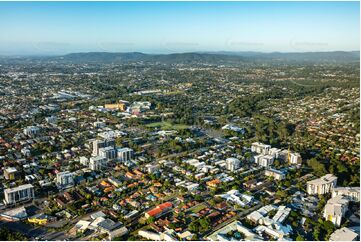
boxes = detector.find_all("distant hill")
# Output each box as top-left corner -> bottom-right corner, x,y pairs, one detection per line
55,52 -> 248,64
202,51 -> 360,63
1,51 -> 359,64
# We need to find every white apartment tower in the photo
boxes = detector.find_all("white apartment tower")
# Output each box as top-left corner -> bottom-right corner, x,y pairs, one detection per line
99,147 -> 117,161
117,148 -> 133,162
56,171 -> 74,188
323,195 -> 349,227
92,139 -> 115,156
89,156 -> 108,171
225,158 -> 241,172
307,174 -> 338,195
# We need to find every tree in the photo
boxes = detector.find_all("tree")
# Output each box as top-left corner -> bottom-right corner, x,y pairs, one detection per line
296,234 -> 305,241
146,216 -> 155,224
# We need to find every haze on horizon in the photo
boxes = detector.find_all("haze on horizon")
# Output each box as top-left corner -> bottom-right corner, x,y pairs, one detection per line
0,1 -> 359,56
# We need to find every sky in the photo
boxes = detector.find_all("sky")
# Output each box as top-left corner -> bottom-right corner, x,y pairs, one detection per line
0,1 -> 359,55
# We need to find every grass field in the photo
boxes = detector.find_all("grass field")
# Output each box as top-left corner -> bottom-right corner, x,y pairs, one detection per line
188,203 -> 207,213
145,121 -> 189,130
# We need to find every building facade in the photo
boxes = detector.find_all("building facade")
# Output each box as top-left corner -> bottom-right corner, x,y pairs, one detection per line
307,174 -> 338,195
89,156 -> 108,171
99,147 -> 117,161
332,187 -> 360,202
4,184 -> 35,205
117,147 -> 133,162
92,139 -> 115,156
56,171 -> 74,188
265,169 -> 286,180
251,142 -> 271,155
225,158 -> 241,172
323,195 -> 349,227
23,126 -> 40,136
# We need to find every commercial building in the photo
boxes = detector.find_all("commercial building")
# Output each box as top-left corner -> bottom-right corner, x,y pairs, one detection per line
56,171 -> 74,188
323,195 -> 349,227
97,218 -> 128,240
89,156 -> 108,171
332,187 -> 360,202
4,184 -> 35,205
225,157 -> 240,172
105,102 -> 126,112
117,147 -> 133,162
0,206 -> 28,221
307,174 -> 338,195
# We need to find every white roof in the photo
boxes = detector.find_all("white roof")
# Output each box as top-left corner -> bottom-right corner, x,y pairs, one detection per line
5,167 -> 17,173
4,184 -> 34,193
329,227 -> 358,241
307,174 -> 337,185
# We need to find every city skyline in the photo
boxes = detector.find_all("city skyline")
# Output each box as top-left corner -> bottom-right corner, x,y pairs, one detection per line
0,1 -> 359,55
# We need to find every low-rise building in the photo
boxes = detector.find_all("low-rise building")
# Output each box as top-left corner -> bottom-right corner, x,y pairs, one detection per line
145,202 -> 173,219
4,167 -> 17,180
207,220 -> 262,241
265,168 -> 286,180
216,190 -> 254,207
289,152 -> 302,165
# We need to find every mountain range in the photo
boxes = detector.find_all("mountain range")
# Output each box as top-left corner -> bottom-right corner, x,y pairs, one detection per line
1,51 -> 359,64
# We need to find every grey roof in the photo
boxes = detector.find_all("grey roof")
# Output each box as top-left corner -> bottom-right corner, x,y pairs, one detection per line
98,218 -> 122,232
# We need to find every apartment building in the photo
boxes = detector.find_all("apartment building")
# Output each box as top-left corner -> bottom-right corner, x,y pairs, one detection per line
332,187 -> 360,202
4,184 -> 35,205
323,195 -> 349,227
117,147 -> 133,162
307,174 -> 338,195
56,171 -> 74,188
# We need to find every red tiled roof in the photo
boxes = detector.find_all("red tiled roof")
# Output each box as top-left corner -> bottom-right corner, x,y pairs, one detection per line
158,202 -> 172,210
147,207 -> 162,217
146,202 -> 173,217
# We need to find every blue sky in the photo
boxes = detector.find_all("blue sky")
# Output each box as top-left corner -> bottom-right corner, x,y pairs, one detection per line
0,1 -> 359,55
